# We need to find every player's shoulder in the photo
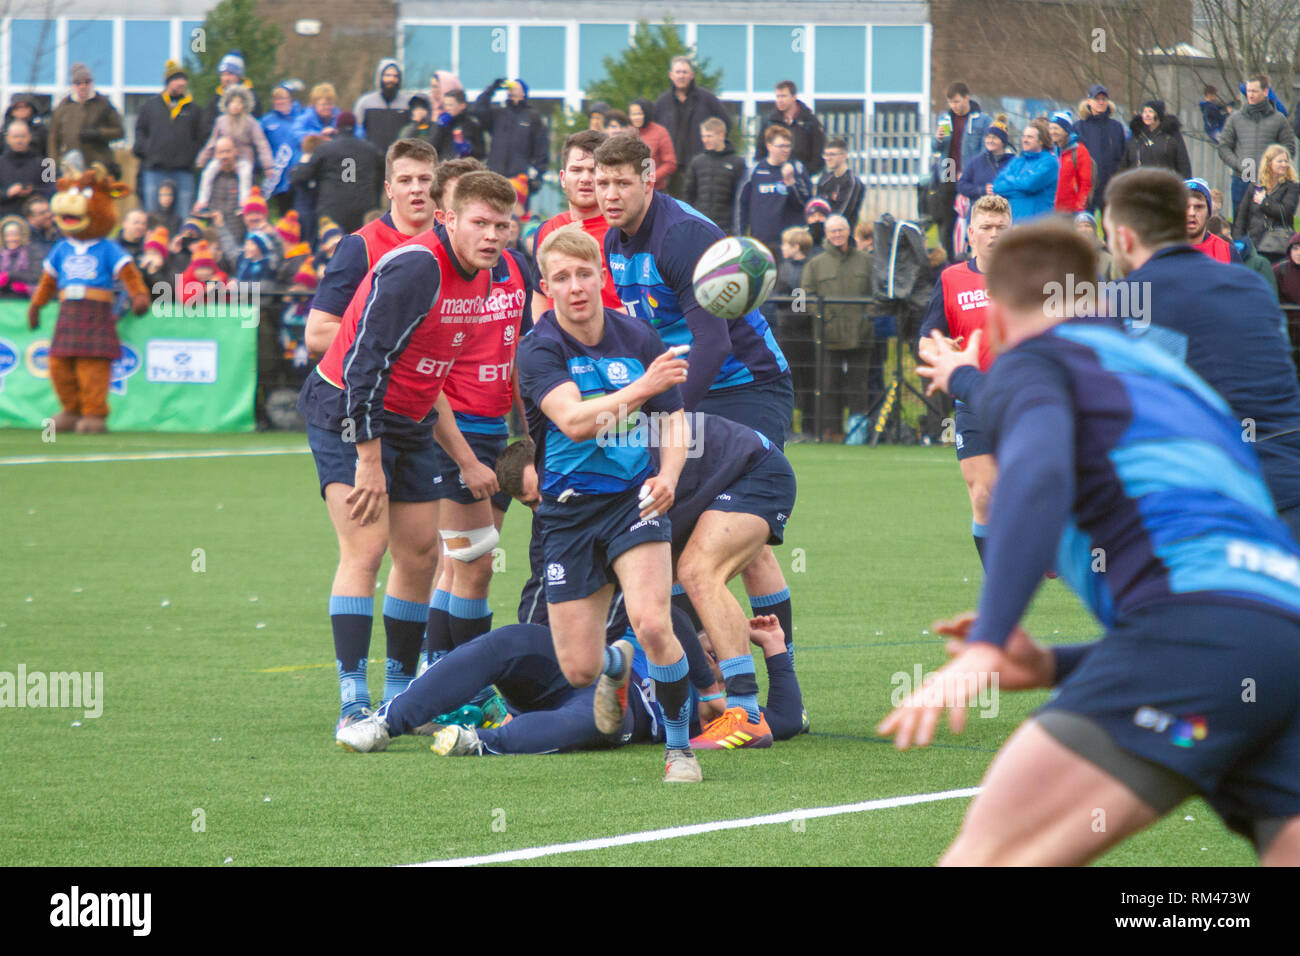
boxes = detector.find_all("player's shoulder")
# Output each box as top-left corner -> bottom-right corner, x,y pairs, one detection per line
371,236 -> 441,280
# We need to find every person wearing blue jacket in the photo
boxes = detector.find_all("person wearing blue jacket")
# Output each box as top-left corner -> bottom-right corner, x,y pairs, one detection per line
993,119 -> 1058,222
933,82 -> 993,260
739,126 -> 812,263
473,78 -> 549,198
1076,84 -> 1127,213
957,114 -> 1014,201
260,83 -> 303,217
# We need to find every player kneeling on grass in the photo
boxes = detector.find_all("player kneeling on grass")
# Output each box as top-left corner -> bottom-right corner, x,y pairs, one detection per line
516,226 -> 699,783
880,218 -> 1300,866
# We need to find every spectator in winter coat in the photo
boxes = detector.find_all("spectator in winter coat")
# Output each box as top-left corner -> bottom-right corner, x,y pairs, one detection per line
49,63 -> 124,174
682,117 -> 744,234
803,197 -> 830,255
353,59 -> 412,156
200,51 -> 261,144
993,119 -> 1059,222
1219,74 -> 1297,213
932,81 -> 993,261
194,137 -> 245,227
756,80 -> 826,175
629,98 -> 676,191
1200,85 -> 1230,142
398,95 -> 438,144
1274,232 -> 1300,306
956,115 -> 1013,203
1120,100 -> 1191,178
260,83 -> 304,217
739,126 -> 813,262
0,121 -> 54,218
815,136 -> 866,232
4,94 -> 48,157
1185,177 -> 1238,264
1075,84 -> 1127,213
430,89 -> 484,161
195,86 -> 274,204
291,112 -> 383,234
473,78 -> 549,190
0,214 -> 37,295
1233,143 -> 1300,263
773,225 -> 815,441
654,56 -> 731,195
292,84 -> 340,145
134,61 -> 203,218
1048,110 -> 1094,213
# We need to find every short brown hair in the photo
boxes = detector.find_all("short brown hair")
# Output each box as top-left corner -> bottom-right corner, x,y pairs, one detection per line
605,109 -> 631,128
444,89 -> 465,107
1026,118 -> 1051,150
450,170 -> 517,216
594,134 -> 652,173
780,226 -> 812,253
764,126 -> 792,146
945,81 -> 970,99
1206,215 -> 1231,240
537,226 -> 603,279
1249,73 -> 1270,90
826,136 -> 848,152
985,220 -> 1097,314
561,129 -> 607,168
776,80 -> 796,95
495,438 -> 536,500
1103,168 -> 1188,248
701,117 -> 726,136
971,194 -> 1012,222
432,157 -> 485,208
385,138 -> 438,183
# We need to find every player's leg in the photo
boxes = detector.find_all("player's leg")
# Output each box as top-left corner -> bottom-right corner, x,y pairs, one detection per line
323,482 -> 390,725
741,549 -> 793,661
955,401 -> 997,566
438,496 -> 500,648
546,584 -> 617,688
678,511 -> 770,739
383,499 -> 440,705
613,541 -> 700,781
940,717 -> 1169,866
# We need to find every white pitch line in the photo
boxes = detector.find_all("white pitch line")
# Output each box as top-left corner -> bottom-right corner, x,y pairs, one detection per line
0,447 -> 310,466
406,786 -> 980,867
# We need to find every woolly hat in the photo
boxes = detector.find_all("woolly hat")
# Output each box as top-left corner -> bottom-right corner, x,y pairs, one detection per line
509,173 -> 530,202
246,231 -> 272,256
218,51 -> 245,78
1142,100 -> 1167,120
408,93 -> 431,113
70,62 -> 92,84
190,240 -> 216,269
1185,178 -> 1213,208
317,216 -> 344,248
1048,110 -> 1074,135
241,187 -> 268,219
180,216 -> 206,239
164,59 -> 187,82
293,256 -> 318,289
804,197 -> 832,217
336,111 -> 357,131
986,113 -> 1011,146
275,210 -> 301,246
144,226 -> 169,256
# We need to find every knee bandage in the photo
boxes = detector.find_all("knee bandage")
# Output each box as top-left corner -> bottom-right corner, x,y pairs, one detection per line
440,525 -> 500,562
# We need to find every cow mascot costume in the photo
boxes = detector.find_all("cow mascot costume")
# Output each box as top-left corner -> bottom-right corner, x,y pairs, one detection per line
27,163 -> 150,433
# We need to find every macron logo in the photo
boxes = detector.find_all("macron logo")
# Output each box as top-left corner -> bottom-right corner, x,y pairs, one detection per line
50,886 -> 151,936
956,288 -> 988,310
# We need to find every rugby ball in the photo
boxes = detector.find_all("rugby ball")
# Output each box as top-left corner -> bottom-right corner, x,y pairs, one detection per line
692,236 -> 777,320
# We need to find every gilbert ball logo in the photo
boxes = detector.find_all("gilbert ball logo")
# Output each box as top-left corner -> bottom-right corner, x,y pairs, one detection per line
605,361 -> 629,386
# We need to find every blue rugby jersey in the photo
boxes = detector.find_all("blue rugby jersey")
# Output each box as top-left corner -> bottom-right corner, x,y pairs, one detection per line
516,307 -> 684,497
605,191 -> 788,409
1116,245 -> 1300,512
952,317 -> 1300,648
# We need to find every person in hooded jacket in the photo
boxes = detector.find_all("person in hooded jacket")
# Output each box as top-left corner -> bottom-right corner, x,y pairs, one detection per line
473,77 -> 549,194
4,94 -> 47,157
993,119 -> 1058,222
354,59 -> 412,156
291,111 -> 382,234
1048,110 -> 1094,213
261,82 -> 304,217
1119,100 -> 1191,178
1075,84 -> 1127,213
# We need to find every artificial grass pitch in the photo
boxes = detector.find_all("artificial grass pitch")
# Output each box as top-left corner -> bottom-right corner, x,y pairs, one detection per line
0,430 -> 1254,866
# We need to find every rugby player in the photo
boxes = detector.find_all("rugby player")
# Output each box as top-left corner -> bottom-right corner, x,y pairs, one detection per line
888,219 -> 1300,865
1103,169 -> 1300,541
530,130 -> 624,321
516,226 -> 700,783
917,194 -> 1012,565
420,158 -> 532,677
298,171 -> 516,730
594,133 -> 800,687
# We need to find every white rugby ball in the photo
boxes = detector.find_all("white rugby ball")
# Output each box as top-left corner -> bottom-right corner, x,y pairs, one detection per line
691,236 -> 777,320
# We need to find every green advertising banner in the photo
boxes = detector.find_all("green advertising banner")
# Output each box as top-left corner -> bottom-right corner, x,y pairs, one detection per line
0,300 -> 257,432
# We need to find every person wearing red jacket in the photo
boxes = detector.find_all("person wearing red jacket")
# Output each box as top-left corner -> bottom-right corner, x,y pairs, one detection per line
629,98 -> 677,192
1185,177 -> 1237,263
1048,111 -> 1093,214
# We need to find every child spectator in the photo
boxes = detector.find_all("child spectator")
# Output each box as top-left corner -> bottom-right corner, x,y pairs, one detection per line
1273,232 -> 1300,306
137,225 -> 172,294
231,230 -> 275,284
398,94 -> 436,144
0,214 -> 35,295
180,240 -> 229,304
279,256 -> 318,382
154,179 -> 182,237
274,210 -> 312,286
195,86 -> 274,206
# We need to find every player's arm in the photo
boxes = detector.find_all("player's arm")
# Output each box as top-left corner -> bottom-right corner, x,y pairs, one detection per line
916,275 -> 950,348
338,248 -> 441,445
431,392 -> 499,499
535,349 -> 687,443
305,235 -> 370,355
662,220 -> 734,408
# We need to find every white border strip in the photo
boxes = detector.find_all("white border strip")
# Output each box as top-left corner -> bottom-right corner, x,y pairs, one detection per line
0,447 -> 310,466
407,786 -> 980,867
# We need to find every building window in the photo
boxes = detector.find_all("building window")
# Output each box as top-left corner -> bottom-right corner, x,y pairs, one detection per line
67,19 -> 115,87
871,25 -> 924,95
753,25 -> 803,93
695,24 -> 746,94
519,26 -> 566,92
815,26 -> 866,95
458,25 -> 508,91
125,21 -> 173,89
403,25 -> 454,90
11,19 -> 58,88
578,24 -> 629,89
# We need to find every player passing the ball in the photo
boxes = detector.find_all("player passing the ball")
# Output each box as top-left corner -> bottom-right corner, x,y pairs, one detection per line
516,226 -> 701,783
883,219 -> 1300,865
